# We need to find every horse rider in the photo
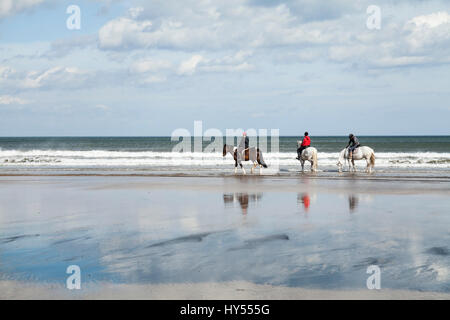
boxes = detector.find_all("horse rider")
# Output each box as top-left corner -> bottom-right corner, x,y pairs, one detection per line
237,132 -> 249,160
346,133 -> 360,160
296,132 -> 311,160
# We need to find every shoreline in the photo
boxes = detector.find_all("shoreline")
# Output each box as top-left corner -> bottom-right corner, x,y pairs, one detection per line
1,280 -> 450,300
1,172 -> 450,180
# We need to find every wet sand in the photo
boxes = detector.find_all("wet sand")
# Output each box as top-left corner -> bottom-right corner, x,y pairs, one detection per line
0,175 -> 449,299
2,280 -> 450,300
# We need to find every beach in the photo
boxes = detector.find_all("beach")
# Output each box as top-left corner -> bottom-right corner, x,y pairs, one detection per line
3,0 -> 450,303
1,173 -> 449,299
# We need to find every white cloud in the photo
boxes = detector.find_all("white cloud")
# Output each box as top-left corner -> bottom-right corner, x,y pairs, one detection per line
0,95 -> 30,105
127,6 -> 144,19
22,66 -> 90,89
0,64 -> 93,90
94,2 -> 450,72
0,65 -> 14,78
129,59 -> 172,73
176,51 -> 254,75
327,10 -> 450,68
408,11 -> 450,29
405,11 -> 450,52
177,55 -> 203,75
98,17 -> 154,49
0,0 -> 44,19
97,3 -> 338,51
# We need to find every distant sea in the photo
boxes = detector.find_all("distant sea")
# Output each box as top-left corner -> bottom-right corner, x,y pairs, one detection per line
0,136 -> 449,174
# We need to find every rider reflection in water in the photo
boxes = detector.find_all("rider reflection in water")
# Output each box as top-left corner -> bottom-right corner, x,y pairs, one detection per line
297,193 -> 310,212
296,132 -> 311,160
348,194 -> 359,212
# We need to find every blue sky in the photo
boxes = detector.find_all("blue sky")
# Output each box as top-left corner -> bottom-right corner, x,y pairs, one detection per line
1,0 -> 450,136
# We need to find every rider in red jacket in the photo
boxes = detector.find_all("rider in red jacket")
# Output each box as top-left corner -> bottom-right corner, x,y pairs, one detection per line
296,132 -> 311,160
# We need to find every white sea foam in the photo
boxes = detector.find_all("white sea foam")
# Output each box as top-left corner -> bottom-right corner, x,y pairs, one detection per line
1,150 -> 450,168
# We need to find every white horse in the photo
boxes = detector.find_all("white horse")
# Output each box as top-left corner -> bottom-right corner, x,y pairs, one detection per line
297,143 -> 318,172
337,146 -> 375,173
223,144 -> 268,175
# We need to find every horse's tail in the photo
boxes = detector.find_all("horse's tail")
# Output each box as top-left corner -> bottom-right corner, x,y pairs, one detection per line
370,152 -> 375,167
258,149 -> 268,168
313,149 -> 318,170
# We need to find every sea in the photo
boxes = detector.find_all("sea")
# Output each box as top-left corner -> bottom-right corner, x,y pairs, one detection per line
0,136 -> 449,175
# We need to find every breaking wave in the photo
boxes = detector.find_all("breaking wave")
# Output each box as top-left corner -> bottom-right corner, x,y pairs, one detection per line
1,149 -> 450,169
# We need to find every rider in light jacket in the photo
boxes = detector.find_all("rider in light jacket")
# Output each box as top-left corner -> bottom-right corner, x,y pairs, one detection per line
237,132 -> 249,160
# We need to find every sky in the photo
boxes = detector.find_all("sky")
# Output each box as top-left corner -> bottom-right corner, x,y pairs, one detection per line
0,0 -> 450,136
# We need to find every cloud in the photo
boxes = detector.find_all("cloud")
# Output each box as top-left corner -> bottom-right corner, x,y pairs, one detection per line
0,64 -> 93,90
408,11 -> 450,29
0,95 -> 30,105
97,3 -> 339,51
177,55 -> 204,75
98,17 -> 154,50
129,59 -> 172,73
22,66 -> 90,89
327,10 -> 450,69
0,0 -> 45,19
199,51 -> 254,72
405,11 -> 450,52
176,51 -> 254,75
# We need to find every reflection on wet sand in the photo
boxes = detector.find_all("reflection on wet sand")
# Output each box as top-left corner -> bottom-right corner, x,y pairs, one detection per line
2,176 -> 450,295
348,195 -> 359,212
223,193 -> 262,214
297,193 -> 310,212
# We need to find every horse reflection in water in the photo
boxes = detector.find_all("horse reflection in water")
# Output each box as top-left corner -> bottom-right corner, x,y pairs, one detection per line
223,193 -> 262,215
348,194 -> 359,212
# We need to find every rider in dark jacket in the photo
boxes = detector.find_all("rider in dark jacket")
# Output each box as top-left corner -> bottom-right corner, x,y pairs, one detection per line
346,134 -> 360,160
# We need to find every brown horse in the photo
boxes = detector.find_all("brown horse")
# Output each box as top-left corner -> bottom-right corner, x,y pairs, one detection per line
223,144 -> 268,174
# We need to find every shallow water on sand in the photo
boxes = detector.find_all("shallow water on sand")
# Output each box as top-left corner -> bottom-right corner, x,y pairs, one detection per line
0,176 -> 449,292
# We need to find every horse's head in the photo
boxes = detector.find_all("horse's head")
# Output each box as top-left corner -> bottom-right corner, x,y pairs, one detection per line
337,160 -> 343,172
337,149 -> 345,172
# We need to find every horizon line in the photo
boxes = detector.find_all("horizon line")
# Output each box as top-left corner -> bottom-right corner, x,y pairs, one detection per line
0,135 -> 449,138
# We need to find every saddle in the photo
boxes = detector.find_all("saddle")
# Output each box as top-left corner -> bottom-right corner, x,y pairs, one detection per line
347,147 -> 361,158
234,148 -> 250,161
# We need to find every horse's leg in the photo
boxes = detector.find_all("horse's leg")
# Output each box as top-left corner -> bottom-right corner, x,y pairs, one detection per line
352,159 -> 356,172
365,158 -> 369,173
240,162 -> 246,175
234,159 -> 238,174
310,160 -> 314,172
301,159 -> 305,172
